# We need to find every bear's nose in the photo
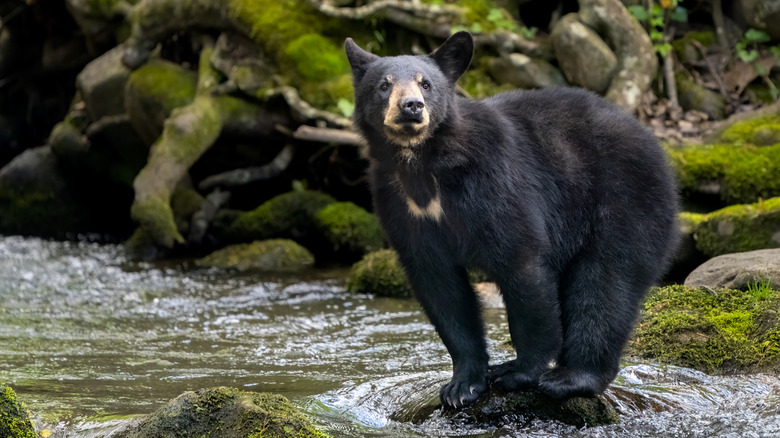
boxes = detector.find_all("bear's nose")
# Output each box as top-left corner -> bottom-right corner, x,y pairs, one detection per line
400,97 -> 425,116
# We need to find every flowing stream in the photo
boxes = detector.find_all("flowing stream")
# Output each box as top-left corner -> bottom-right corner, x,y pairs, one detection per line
1,236 -> 779,437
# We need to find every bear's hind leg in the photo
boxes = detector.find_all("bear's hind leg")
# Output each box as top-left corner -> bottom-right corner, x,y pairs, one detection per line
539,256 -> 650,399
489,263 -> 563,392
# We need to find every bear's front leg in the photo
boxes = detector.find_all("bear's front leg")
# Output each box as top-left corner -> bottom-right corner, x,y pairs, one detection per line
399,250 -> 489,409
489,262 -> 563,392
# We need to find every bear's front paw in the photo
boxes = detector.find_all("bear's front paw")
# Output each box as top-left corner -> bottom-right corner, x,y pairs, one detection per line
538,367 -> 604,399
487,359 -> 541,392
440,375 -> 486,409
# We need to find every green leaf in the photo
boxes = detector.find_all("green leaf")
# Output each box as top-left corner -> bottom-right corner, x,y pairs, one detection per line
655,43 -> 672,57
337,98 -> 354,117
487,8 -> 504,23
470,22 -> 483,33
738,49 -> 759,63
670,6 -> 688,22
628,5 -> 649,21
745,28 -> 771,43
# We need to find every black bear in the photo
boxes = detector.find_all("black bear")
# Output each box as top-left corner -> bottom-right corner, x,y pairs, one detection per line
345,32 -> 678,409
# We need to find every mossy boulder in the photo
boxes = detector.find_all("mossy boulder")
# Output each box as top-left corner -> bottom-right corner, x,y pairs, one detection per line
628,284 -> 780,374
675,73 -> 726,120
115,387 -> 329,438
196,239 -> 314,272
347,249 -> 413,298
667,143 -> 780,205
76,45 -> 132,120
125,58 -> 198,144
718,113 -> 780,147
0,146 -> 90,237
227,190 -> 336,242
688,197 -> 780,257
314,202 -> 384,262
0,383 -> 37,438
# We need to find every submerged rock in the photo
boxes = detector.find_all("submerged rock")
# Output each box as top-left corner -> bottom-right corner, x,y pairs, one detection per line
196,239 -> 314,272
397,390 -> 618,428
0,383 -> 37,438
628,284 -> 780,374
347,249 -> 412,298
115,387 -> 329,438
685,248 -> 780,290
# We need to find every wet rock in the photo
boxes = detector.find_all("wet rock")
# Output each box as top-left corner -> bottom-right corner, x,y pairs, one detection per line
114,386 -> 329,438
399,390 -> 618,428
226,190 -> 336,243
628,284 -> 780,374
667,142 -> 780,205
685,248 -> 780,290
686,197 -> 780,257
347,249 -> 412,298
0,383 -> 37,438
196,239 -> 314,272
487,53 -> 566,89
551,13 -> 617,94
76,45 -> 132,121
675,73 -> 726,120
0,146 -> 90,237
314,202 -> 384,262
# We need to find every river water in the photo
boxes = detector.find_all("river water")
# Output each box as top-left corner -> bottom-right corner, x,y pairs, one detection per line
1,236 -> 779,437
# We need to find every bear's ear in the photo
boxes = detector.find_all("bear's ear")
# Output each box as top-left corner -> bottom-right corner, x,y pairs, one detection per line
345,38 -> 379,83
430,31 -> 474,84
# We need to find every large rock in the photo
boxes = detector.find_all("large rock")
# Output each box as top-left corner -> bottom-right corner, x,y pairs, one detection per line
684,248 -> 780,290
196,239 -> 314,272
0,383 -> 37,438
114,387 -> 329,438
551,13 -> 617,94
488,53 -> 566,89
0,146 -> 90,237
76,45 -> 132,121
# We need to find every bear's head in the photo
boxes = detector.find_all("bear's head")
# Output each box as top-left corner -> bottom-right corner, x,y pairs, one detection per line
345,32 -> 473,160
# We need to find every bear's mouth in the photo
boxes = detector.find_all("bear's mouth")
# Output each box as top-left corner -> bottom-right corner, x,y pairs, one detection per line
383,121 -> 430,148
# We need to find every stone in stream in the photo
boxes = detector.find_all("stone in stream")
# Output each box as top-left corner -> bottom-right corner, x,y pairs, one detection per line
113,387 -> 329,438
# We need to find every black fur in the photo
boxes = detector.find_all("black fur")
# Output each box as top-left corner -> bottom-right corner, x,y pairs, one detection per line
345,32 -> 679,409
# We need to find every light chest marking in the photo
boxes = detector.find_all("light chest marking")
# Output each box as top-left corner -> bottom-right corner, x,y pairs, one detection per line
394,171 -> 443,222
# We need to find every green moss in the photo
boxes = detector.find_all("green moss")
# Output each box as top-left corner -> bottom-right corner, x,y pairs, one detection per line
347,249 -> 413,298
628,284 -> 780,373
229,0 -> 325,56
453,0 -> 521,34
0,383 -> 37,438
719,114 -> 780,146
126,59 -> 198,114
122,387 -> 329,438
228,190 -> 337,242
675,73 -> 726,119
672,30 -> 715,64
285,34 -> 350,81
298,74 -> 354,114
196,239 -> 314,272
691,196 -> 780,256
131,196 -> 185,248
459,62 -> 514,98
314,202 -> 384,261
668,143 -> 780,204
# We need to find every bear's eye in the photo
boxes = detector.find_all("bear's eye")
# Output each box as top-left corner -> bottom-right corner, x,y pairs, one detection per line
421,81 -> 430,90
380,83 -> 389,91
